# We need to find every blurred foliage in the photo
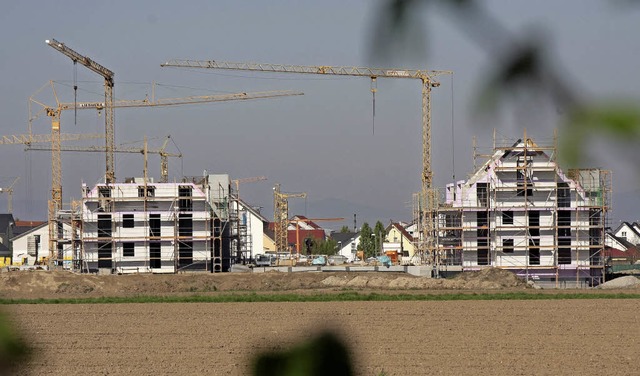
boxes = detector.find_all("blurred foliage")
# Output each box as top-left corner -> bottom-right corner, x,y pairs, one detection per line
251,331 -> 353,376
369,0 -> 640,168
0,310 -> 31,375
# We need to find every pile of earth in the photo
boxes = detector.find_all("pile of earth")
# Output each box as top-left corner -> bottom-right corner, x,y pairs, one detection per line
597,275 -> 640,289
1,267 -> 528,299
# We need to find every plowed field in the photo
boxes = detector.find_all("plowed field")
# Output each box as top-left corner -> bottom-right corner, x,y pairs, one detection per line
1,270 -> 639,375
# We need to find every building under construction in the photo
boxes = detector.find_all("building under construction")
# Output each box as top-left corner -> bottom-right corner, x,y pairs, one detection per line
57,174 -> 251,274
422,133 -> 611,287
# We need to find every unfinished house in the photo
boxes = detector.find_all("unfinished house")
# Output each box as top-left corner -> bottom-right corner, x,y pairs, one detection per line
436,135 -> 611,287
74,174 -> 233,274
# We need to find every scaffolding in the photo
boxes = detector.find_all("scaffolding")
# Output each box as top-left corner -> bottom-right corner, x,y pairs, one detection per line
68,176 -> 233,274
423,130 -> 611,287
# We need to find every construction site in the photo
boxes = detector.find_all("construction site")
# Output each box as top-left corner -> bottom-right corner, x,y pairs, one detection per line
0,38 -> 617,290
3,5 -> 640,376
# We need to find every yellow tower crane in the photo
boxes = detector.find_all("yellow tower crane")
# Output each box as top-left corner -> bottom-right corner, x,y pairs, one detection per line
46,38 -> 116,183
0,132 -> 102,146
273,184 -> 307,253
0,177 -> 20,214
30,79 -> 302,265
25,135 -> 182,183
161,59 -> 452,263
231,176 -> 267,201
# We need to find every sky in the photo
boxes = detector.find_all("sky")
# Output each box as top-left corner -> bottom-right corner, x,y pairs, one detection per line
0,0 -> 638,229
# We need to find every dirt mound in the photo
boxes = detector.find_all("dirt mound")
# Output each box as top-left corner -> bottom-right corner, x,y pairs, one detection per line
598,275 -> 640,289
0,268 -> 529,299
451,268 -> 528,289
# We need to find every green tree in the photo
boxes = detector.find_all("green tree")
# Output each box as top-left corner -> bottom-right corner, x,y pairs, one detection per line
358,222 -> 376,259
339,225 -> 351,233
312,237 -> 339,255
373,221 -> 387,256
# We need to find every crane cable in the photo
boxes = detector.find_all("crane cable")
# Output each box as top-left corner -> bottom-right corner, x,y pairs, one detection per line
451,73 -> 455,182
370,77 -> 377,135
73,60 -> 78,126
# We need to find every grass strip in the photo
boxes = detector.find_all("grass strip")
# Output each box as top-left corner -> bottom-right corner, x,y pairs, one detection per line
1,292 -> 639,305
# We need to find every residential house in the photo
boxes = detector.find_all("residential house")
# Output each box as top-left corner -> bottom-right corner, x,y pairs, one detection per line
229,198 -> 269,259
331,231 -> 360,261
0,214 -> 15,264
611,222 -> 640,246
76,175 -> 233,274
11,222 -> 72,266
383,222 -> 415,263
436,136 -> 610,285
604,231 -> 640,265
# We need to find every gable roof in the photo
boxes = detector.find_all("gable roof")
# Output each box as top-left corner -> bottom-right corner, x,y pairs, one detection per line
330,232 -> 359,245
289,215 -> 324,230
385,222 -> 414,242
10,222 -> 49,242
236,198 -> 269,223
606,232 -> 635,250
614,222 -> 640,239
12,220 -> 47,238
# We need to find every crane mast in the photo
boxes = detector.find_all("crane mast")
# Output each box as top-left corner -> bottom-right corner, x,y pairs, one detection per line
273,184 -> 307,253
0,177 -> 20,214
46,39 -> 115,184
162,59 -> 452,263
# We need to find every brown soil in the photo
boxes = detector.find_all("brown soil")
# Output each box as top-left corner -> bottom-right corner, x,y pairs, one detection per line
5,300 -> 639,376
2,269 -> 639,375
0,268 -> 535,300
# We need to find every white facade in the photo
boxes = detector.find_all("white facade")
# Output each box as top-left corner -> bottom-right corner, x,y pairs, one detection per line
337,235 -> 359,261
613,222 -> 640,245
438,138 -> 609,282
231,199 -> 267,257
79,175 -> 232,273
12,223 -> 72,266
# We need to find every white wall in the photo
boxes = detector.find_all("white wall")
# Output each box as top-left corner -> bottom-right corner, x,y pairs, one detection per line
12,224 -> 72,266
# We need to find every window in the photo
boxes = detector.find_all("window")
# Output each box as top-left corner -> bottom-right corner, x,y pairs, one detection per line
98,242 -> 112,269
123,214 -> 134,228
502,239 -> 514,253
622,231 -> 627,238
97,214 -> 112,238
123,242 -> 135,257
98,186 -> 111,198
476,183 -> 488,207
558,247 -> 571,264
529,238 -> 540,265
502,211 -> 513,225
557,182 -> 570,207
179,186 -> 193,211
516,156 -> 533,197
150,242 -> 161,269
149,214 -> 161,237
138,186 -> 156,197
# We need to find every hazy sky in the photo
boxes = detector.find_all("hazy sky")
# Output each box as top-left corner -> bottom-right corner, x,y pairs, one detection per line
0,1 -> 638,229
